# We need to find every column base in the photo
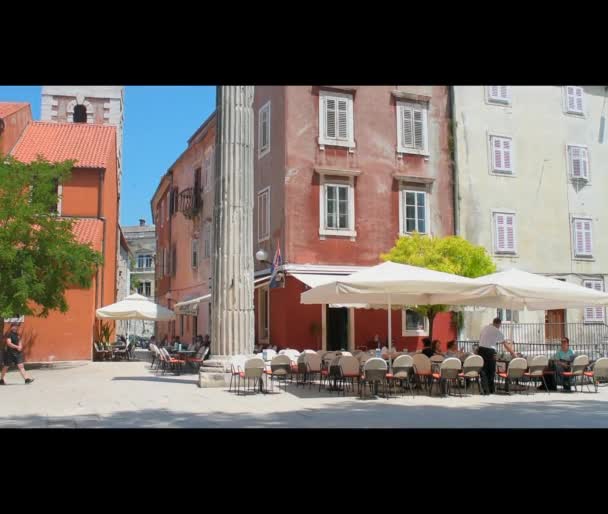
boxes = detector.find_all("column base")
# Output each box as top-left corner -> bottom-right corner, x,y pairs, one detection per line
198,356 -> 254,388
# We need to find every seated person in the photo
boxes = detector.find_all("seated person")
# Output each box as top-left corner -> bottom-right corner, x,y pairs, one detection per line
444,340 -> 462,359
421,337 -> 433,358
372,334 -> 382,349
431,340 -> 444,357
554,337 -> 575,391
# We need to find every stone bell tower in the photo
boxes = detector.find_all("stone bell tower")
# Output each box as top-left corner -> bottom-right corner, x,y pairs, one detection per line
41,85 -> 124,189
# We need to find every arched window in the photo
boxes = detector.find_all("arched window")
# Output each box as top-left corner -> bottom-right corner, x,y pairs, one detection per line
73,104 -> 87,123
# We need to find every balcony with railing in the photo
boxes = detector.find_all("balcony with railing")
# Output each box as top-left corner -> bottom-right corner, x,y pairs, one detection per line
178,187 -> 202,219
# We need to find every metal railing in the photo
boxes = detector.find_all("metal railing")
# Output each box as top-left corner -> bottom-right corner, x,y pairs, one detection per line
178,187 -> 202,218
457,322 -> 608,361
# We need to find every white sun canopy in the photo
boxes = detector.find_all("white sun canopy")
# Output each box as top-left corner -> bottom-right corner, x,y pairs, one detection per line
96,293 -> 176,321
446,269 -> 608,310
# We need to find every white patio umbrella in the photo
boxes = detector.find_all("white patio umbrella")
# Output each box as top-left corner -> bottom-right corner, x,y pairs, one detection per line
300,262 -> 494,351
441,269 -> 608,310
96,293 -> 176,321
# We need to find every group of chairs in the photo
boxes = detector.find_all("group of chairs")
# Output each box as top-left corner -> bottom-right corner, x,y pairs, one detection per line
227,349 -> 608,397
148,343 -> 209,375
93,342 -> 136,361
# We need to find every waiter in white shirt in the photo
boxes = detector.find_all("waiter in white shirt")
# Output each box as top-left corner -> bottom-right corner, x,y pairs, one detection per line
478,317 -> 516,394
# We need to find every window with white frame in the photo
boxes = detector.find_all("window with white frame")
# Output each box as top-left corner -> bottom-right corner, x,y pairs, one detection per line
318,90 -> 355,148
567,145 -> 589,180
490,135 -> 513,174
497,308 -> 519,323
138,281 -> 152,297
584,280 -> 605,322
564,86 -> 584,115
257,187 -> 270,242
191,239 -> 198,268
258,101 -> 271,158
203,222 -> 211,259
402,309 -> 429,336
572,217 -> 593,258
396,101 -> 429,155
400,189 -> 429,234
487,86 -> 511,104
493,212 -> 517,254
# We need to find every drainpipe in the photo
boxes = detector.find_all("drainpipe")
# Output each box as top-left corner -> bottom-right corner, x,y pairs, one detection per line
168,172 -> 174,336
98,169 -> 106,307
448,86 -> 460,237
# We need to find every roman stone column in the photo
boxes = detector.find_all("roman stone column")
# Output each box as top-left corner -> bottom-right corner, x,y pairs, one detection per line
210,86 -> 255,359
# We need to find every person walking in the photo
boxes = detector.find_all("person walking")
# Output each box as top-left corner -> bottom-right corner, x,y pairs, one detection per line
478,317 -> 516,395
1,323 -> 35,385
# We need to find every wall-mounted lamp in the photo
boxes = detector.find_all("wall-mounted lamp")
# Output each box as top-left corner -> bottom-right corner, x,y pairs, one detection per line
255,249 -> 270,264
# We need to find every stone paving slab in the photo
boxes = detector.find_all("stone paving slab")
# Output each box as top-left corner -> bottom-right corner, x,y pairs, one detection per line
1,360 -> 607,428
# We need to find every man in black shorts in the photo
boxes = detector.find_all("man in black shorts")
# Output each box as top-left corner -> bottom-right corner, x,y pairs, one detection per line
1,323 -> 35,385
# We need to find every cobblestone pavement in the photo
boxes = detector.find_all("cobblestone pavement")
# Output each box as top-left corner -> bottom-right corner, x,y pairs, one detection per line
1,359 -> 607,428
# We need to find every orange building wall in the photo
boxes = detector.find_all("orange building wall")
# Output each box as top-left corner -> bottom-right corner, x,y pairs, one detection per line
101,139 -> 119,310
61,169 -> 101,217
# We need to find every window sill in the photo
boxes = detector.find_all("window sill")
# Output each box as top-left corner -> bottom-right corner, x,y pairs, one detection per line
258,235 -> 270,244
491,170 -> 516,177
404,330 -> 429,337
487,98 -> 511,106
494,252 -> 518,257
572,256 -> 595,262
397,148 -> 429,157
564,110 -> 585,118
319,228 -> 357,238
399,231 -> 429,238
258,147 -> 270,159
318,137 -> 356,151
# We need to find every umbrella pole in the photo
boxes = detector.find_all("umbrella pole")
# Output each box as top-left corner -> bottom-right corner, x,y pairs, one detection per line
388,296 -> 392,353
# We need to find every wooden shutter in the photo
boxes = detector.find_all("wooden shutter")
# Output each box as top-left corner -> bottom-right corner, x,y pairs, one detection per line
505,214 -> 515,252
593,281 -> 604,320
401,105 -> 413,147
493,137 -> 503,170
492,136 -> 512,173
502,138 -> 512,171
574,219 -> 584,255
575,87 -> 583,113
499,86 -> 508,100
583,220 -> 592,256
495,214 -> 506,251
569,146 -> 588,179
490,86 -> 499,99
325,97 -> 336,139
413,108 -> 425,149
566,86 -> 576,111
337,99 -> 348,140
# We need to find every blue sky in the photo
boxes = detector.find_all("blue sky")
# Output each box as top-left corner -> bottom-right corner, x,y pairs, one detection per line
0,86 -> 216,227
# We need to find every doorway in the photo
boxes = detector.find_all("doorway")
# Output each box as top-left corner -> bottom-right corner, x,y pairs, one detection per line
326,307 -> 348,351
545,309 -> 565,341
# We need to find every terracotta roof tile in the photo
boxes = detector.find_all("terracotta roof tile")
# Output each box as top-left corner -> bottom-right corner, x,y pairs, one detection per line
68,218 -> 103,251
0,102 -> 30,118
11,121 -> 115,169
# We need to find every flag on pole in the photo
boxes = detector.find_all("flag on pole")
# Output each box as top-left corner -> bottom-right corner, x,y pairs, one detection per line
269,240 -> 282,289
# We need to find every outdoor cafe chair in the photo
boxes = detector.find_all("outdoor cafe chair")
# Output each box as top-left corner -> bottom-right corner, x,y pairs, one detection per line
186,346 -> 210,371
559,355 -> 590,392
497,357 -> 528,394
160,348 -> 186,375
412,353 -> 433,394
431,357 -> 462,397
229,355 -> 247,393
302,353 -> 322,389
316,350 -> 328,361
93,342 -> 110,362
459,355 -> 484,396
338,355 -> 361,396
149,343 -> 161,369
360,358 -> 388,398
584,357 -> 608,393
266,355 -> 292,393
238,357 -> 266,395
293,354 -> 308,385
389,354 -> 415,398
524,355 -> 550,394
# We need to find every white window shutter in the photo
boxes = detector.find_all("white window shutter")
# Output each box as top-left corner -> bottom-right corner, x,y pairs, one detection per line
337,99 -> 348,140
502,138 -> 512,171
593,281 -> 604,320
493,137 -> 503,169
413,108 -> 424,149
567,87 -> 576,111
584,220 -> 592,256
574,219 -> 584,255
575,87 -> 583,113
570,146 -> 581,177
325,97 -> 336,139
580,147 -> 589,179
499,86 -> 508,100
490,86 -> 499,98
401,106 -> 413,147
505,214 -> 515,251
495,214 -> 506,251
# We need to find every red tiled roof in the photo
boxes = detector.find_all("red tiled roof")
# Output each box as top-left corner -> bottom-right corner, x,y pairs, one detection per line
0,102 -> 29,118
11,121 -> 115,169
69,218 -> 103,251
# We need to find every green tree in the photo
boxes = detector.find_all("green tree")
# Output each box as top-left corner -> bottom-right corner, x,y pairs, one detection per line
381,233 -> 496,340
129,258 -> 141,293
0,156 -> 103,326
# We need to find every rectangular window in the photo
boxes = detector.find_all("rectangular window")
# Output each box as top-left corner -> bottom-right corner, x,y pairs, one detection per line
487,86 -> 510,104
401,190 -> 428,234
259,287 -> 269,339
257,187 -> 270,242
572,217 -> 593,258
497,308 -> 519,323
144,281 -> 151,297
204,223 -> 211,259
402,309 -> 429,336
567,145 -> 589,180
318,90 -> 355,148
565,86 -> 584,115
490,135 -> 513,174
493,212 -> 517,254
325,184 -> 349,230
137,255 -> 145,269
166,195 -> 169,222
145,255 -> 153,268
396,101 -> 428,155
171,245 -> 177,276
163,248 -> 169,276
258,101 -> 271,158
584,280 -> 605,322
137,283 -> 143,295
180,315 -> 184,336
191,239 -> 198,268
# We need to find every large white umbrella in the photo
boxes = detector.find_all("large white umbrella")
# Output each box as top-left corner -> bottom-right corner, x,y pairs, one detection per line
96,293 -> 176,321
441,269 -> 608,310
300,262 -> 494,351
